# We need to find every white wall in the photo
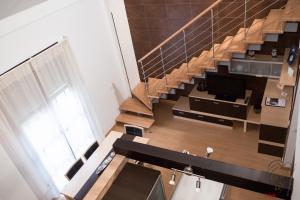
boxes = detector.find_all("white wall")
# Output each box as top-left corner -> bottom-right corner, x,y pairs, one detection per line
104,0 -> 140,89
0,0 -> 137,198
292,111 -> 300,199
292,78 -> 300,199
284,85 -> 299,167
0,0 -> 134,138
0,145 -> 38,200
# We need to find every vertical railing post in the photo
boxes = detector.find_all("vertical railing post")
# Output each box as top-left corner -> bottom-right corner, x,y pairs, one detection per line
140,61 -> 149,97
160,47 -> 168,85
244,0 -> 247,39
183,30 -> 189,73
244,0 -> 247,28
210,8 -> 215,59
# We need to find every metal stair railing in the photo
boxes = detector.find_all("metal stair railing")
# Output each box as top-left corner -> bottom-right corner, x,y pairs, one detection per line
138,0 -> 287,98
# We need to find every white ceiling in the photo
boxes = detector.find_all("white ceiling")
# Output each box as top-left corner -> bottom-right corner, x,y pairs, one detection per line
0,0 -> 47,20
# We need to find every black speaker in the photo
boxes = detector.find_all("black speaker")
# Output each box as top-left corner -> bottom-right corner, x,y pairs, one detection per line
197,79 -> 206,91
254,104 -> 262,114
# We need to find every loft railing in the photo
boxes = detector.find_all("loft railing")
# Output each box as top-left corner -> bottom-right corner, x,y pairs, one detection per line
138,0 -> 286,96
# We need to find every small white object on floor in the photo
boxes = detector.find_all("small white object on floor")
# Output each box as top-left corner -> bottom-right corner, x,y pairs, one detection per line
288,66 -> 294,77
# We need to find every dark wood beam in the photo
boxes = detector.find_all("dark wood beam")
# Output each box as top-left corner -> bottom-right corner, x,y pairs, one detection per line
113,139 -> 293,200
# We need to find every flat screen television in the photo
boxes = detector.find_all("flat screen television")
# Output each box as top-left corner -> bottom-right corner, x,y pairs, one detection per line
206,72 -> 246,101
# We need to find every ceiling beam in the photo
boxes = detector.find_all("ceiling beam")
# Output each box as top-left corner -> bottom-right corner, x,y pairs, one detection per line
113,138 -> 293,200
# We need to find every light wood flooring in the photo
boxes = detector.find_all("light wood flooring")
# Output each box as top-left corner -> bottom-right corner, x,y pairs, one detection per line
112,100 -> 290,200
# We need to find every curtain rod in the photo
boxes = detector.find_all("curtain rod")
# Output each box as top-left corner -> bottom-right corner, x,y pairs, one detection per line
0,41 -> 59,77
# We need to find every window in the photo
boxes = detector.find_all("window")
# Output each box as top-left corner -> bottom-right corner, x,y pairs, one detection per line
22,88 -> 95,190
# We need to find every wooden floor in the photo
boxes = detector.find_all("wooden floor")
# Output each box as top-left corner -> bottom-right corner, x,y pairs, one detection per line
112,100 -> 290,200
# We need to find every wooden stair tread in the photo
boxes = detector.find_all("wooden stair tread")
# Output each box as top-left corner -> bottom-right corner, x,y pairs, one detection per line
148,77 -> 163,98
156,78 -> 170,94
176,64 -> 192,83
263,9 -> 284,34
193,51 -> 209,69
198,45 -> 220,69
167,68 -> 180,84
166,73 -> 181,88
187,65 -> 204,76
120,98 -> 153,116
133,82 -> 152,110
189,56 -> 200,64
282,0 -> 300,22
187,57 -> 203,75
214,36 -> 233,61
187,57 -> 198,68
227,28 -> 248,53
245,19 -> 265,44
116,113 -> 155,129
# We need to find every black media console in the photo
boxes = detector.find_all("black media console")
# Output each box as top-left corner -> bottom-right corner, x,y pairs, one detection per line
173,86 -> 252,128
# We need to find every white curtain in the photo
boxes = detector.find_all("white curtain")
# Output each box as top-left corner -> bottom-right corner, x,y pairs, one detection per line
0,40 -> 102,199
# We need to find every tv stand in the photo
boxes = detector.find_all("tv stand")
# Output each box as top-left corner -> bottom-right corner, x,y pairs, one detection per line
215,94 -> 237,102
189,87 -> 251,120
172,86 -> 255,132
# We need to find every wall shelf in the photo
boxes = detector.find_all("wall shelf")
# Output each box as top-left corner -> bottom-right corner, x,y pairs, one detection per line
230,54 -> 283,78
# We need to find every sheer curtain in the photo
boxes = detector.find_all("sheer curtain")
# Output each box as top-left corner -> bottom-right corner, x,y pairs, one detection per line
0,40 -> 102,199
0,63 -> 59,199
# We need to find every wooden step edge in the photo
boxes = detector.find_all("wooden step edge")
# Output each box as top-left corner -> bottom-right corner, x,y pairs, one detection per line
157,79 -> 171,93
157,86 -> 170,94
156,90 -> 169,95
244,39 -> 264,45
213,56 -> 231,62
173,73 -> 192,83
132,85 -> 153,110
245,30 -> 265,44
202,66 -> 216,71
186,68 -> 204,77
186,57 -> 197,68
227,45 -> 247,53
166,84 -> 180,89
116,113 -> 155,129
187,73 -> 204,78
200,60 -> 217,70
198,58 -> 215,68
120,109 -> 154,117
263,9 -> 285,34
147,78 -> 163,98
166,75 -> 181,87
134,98 -> 153,111
177,78 -> 192,84
148,94 -> 160,99
120,99 -> 154,117
262,28 -> 284,34
214,37 -> 234,55
187,67 -> 205,75
281,1 -> 300,22
227,28 -> 248,53
170,78 -> 185,85
227,48 -> 247,54
214,47 -> 233,62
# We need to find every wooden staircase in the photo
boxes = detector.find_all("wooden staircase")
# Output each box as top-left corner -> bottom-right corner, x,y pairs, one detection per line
116,97 -> 155,129
116,0 -> 300,129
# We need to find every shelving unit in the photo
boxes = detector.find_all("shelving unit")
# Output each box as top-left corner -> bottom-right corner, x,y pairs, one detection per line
230,54 -> 283,78
172,89 -> 261,133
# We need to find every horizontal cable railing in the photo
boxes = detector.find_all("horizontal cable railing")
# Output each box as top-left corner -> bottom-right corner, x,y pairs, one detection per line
139,0 -> 286,96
